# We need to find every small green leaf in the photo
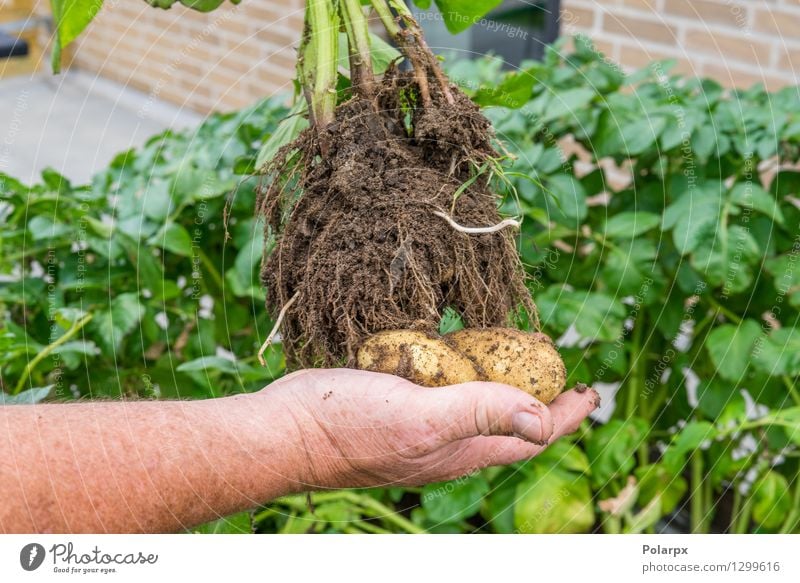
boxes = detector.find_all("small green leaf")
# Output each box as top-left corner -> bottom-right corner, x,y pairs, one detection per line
438,308 -> 464,335
177,355 -> 240,375
514,468 -> 594,533
545,174 -> 587,223
256,101 -> 309,170
473,72 -> 536,109
603,211 -> 660,238
753,328 -> 800,377
421,474 -> 489,524
432,0 -> 504,34
705,320 -> 763,381
92,293 -> 145,356
586,419 -> 648,486
751,471 -> 792,530
152,222 -> 194,257
662,422 -> 716,474
50,0 -> 104,73
192,511 -> 252,533
541,88 -> 595,123
0,385 -> 54,405
729,182 -> 785,226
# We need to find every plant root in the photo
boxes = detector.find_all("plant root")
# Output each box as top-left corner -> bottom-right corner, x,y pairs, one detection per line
258,291 -> 300,366
432,211 -> 521,234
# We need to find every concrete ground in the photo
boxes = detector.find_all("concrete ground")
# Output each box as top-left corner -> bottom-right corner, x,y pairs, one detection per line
0,70 -> 202,185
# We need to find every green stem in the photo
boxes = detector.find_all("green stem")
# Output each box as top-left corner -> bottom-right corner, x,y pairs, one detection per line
197,249 -> 224,292
705,294 -> 742,324
352,519 -> 392,534
625,316 -> 643,419
370,0 -> 400,37
346,492 -> 426,533
782,375 -> 800,407
690,452 -> 705,533
735,491 -> 754,534
779,470 -> 800,533
702,471 -> 714,532
13,313 -> 93,395
340,0 -> 374,95
300,0 -> 340,132
274,491 -> 426,533
729,486 -> 742,533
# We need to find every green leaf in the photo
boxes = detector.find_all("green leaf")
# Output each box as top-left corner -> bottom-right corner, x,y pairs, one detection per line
50,0 -> 104,73
545,174 -> 587,223
432,0 -> 504,34
730,182 -> 785,225
192,511 -> 252,533
603,211 -> 660,238
690,224 -> 761,293
438,307 -> 464,334
92,293 -> 145,356
537,287 -> 627,342
421,474 -> 489,524
540,88 -> 595,123
171,163 -> 236,202
705,320 -> 763,381
338,32 -> 402,76
514,468 -> 594,533
634,464 -> 687,517
585,418 -> 648,486
151,222 -> 193,257
177,355 -> 240,375
473,72 -> 536,109
256,101 -> 309,170
662,422 -> 716,474
663,185 -> 723,255
753,328 -> 800,377
144,0 -> 240,12
751,471 -> 792,530
0,385 -> 54,405
596,113 -> 667,157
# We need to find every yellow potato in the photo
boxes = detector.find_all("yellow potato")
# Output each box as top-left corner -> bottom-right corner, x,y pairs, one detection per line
357,330 -> 483,387
447,327 -> 566,404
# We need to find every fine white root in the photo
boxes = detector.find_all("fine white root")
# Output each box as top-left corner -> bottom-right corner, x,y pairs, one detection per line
258,291 -> 300,366
433,211 -> 521,234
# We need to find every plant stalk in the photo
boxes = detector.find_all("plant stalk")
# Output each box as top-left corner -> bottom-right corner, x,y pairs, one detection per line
299,0 -> 340,138
14,313 -> 93,395
340,0 -> 375,96
690,451 -> 706,533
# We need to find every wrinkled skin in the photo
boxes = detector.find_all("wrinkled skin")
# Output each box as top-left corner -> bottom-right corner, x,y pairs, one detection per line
263,369 -> 600,489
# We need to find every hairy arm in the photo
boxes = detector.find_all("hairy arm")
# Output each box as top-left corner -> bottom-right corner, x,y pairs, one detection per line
1,369 -> 599,533
0,393 -> 305,533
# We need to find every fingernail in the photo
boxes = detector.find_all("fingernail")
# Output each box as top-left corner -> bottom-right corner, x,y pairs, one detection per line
512,411 -> 546,443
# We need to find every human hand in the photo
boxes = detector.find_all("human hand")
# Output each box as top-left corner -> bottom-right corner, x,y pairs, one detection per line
258,368 -> 600,490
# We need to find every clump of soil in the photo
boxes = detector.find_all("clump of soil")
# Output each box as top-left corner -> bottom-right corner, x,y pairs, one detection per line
258,64 -> 535,368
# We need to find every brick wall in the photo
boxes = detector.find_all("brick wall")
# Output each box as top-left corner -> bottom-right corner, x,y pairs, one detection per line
68,0 -> 304,114
561,0 -> 799,90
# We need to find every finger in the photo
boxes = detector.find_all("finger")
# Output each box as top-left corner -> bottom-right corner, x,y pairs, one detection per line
425,381 -> 555,444
451,386 -> 601,467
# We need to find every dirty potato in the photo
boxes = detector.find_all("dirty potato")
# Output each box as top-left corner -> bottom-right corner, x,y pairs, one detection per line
357,330 -> 483,387
447,327 -> 566,404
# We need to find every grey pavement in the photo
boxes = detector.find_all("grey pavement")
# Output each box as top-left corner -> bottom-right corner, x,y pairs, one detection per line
0,70 -> 202,185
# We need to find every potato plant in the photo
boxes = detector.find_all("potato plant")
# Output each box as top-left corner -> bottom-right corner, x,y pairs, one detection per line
3,0 -> 800,532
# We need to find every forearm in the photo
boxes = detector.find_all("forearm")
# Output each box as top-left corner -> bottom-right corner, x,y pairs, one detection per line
0,393 -> 304,533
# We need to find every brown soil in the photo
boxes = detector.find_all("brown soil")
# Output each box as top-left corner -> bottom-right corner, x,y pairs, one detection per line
258,65 -> 536,368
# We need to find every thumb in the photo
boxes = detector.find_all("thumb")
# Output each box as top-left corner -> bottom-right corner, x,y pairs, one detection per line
426,381 -> 555,444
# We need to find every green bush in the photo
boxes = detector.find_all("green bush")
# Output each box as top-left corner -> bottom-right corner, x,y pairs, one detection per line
2,38 -> 799,533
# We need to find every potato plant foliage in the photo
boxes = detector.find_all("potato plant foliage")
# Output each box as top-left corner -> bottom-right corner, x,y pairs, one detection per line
3,39 -> 800,534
